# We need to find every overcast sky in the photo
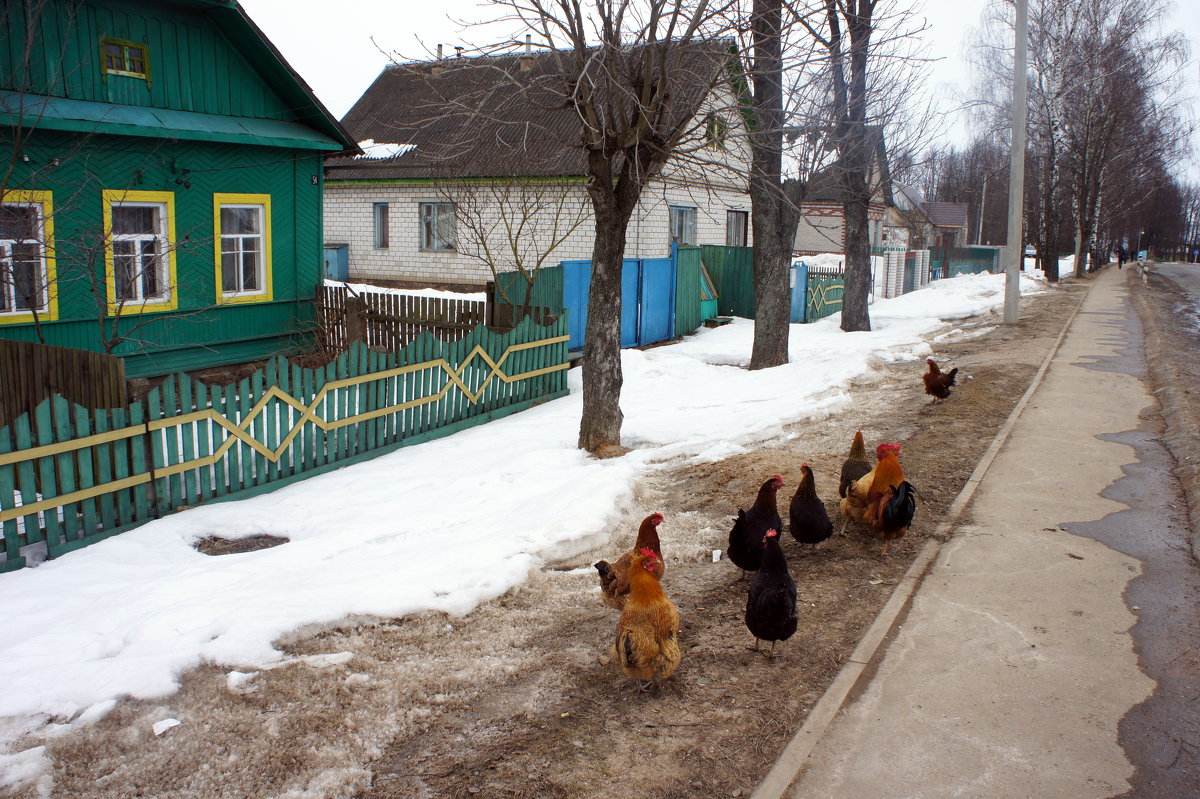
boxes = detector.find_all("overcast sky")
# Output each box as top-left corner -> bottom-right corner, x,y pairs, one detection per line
240,0 -> 1199,174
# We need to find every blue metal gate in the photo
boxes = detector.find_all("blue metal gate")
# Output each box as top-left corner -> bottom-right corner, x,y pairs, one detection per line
560,257 -> 677,352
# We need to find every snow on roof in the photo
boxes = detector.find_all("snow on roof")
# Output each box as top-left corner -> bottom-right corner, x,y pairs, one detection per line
353,139 -> 417,160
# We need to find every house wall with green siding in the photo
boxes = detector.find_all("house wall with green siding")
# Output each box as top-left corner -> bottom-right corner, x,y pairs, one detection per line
4,0 -> 298,120
2,129 -> 325,377
1,0 -> 352,377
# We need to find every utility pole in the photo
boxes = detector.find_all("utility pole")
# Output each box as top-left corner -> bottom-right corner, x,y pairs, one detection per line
1004,0 -> 1028,324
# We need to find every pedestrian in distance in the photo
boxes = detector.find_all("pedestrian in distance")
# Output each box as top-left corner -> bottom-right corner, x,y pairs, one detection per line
1117,246 -> 1126,270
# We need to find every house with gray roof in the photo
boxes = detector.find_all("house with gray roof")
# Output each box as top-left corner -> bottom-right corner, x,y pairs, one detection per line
790,127 -> 893,256
323,45 -> 753,290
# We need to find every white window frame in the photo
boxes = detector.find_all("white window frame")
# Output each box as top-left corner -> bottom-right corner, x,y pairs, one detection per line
111,202 -> 170,304
669,205 -> 697,246
0,198 -> 51,318
419,202 -> 456,252
725,209 -> 748,247
215,194 -> 271,303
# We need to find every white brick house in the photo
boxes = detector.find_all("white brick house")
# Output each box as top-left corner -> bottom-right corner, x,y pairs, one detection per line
323,47 -> 753,290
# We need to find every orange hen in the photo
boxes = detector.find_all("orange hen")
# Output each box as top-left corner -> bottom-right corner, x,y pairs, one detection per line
611,548 -> 681,690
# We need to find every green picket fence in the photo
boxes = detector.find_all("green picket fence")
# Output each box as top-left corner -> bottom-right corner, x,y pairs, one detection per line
0,315 -> 570,572
806,273 -> 845,322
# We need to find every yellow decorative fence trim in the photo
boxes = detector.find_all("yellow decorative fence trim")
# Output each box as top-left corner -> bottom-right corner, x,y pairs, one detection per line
0,336 -> 569,525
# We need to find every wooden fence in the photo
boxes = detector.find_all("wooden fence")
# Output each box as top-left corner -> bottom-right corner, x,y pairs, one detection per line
0,315 -> 570,573
316,285 -> 488,353
805,265 -> 846,322
0,338 -> 127,428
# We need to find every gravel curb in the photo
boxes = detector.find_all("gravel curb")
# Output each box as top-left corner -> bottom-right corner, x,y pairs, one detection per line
1126,268 -> 1200,563
749,279 -> 1093,799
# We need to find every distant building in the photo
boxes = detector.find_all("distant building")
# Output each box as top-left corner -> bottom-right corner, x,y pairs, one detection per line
792,127 -> 892,256
323,46 -> 753,290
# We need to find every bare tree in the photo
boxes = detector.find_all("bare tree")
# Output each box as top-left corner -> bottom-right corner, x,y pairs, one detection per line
971,0 -> 1192,280
478,0 -> 734,453
436,176 -> 590,317
794,0 -> 933,332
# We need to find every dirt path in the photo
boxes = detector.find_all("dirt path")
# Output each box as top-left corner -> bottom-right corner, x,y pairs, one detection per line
12,280 -> 1087,799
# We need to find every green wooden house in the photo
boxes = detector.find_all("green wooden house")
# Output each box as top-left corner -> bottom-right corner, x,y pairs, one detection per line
0,0 -> 356,378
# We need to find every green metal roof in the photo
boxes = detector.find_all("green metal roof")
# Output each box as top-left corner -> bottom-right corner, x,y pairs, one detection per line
1,91 -> 344,150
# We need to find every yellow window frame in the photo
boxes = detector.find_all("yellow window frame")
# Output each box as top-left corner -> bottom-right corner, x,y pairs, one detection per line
213,193 -> 273,305
100,37 -> 151,83
102,189 -> 178,316
0,190 -> 58,325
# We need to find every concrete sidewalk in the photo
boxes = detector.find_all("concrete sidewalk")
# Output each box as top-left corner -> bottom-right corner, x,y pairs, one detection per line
759,266 -> 1183,797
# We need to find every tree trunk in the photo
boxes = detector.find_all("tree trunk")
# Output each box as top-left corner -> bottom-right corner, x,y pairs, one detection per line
837,7 -> 873,333
841,194 -> 872,331
747,0 -> 801,370
577,184 -> 633,454
1040,144 -> 1061,282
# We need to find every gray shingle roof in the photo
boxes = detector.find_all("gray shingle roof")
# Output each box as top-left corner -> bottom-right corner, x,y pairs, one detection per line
325,44 -> 732,181
922,202 -> 968,228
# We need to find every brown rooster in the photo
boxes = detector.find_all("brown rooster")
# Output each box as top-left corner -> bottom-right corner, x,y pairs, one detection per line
840,443 -> 917,556
838,430 -> 871,499
611,548 -> 681,691
594,513 -> 664,610
923,358 -> 959,401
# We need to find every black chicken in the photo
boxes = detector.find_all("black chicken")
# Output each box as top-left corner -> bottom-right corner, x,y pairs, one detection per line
789,463 -> 833,549
727,475 -> 784,575
744,528 -> 798,657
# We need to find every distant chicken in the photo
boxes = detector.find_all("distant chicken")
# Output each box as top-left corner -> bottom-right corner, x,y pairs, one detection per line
789,463 -> 833,549
838,430 -> 871,499
923,358 -> 959,401
595,513 -> 665,610
728,475 -> 784,574
840,443 -> 917,556
744,529 -> 798,657
611,548 -> 681,690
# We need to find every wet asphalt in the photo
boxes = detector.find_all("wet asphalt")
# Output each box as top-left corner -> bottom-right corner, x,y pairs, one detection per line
1068,273 -> 1200,797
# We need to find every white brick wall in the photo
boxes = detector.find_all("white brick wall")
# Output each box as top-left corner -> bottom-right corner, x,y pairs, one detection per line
324,177 -> 753,287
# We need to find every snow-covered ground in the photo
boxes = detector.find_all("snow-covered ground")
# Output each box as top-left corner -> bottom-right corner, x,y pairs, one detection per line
0,271 -> 1050,790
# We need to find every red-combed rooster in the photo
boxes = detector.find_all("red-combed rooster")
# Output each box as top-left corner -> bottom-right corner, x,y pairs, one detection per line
923,358 -> 959,402
611,548 -> 681,691
839,443 -> 917,556
594,513 -> 665,610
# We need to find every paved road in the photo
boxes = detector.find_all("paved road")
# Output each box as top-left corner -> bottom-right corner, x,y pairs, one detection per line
1153,261 -> 1200,301
769,267 -> 1200,797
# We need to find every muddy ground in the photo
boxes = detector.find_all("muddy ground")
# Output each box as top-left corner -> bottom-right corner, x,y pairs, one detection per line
11,279 -> 1089,799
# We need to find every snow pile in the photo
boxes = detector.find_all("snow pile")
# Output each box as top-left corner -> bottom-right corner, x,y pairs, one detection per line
0,271 -> 1049,788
